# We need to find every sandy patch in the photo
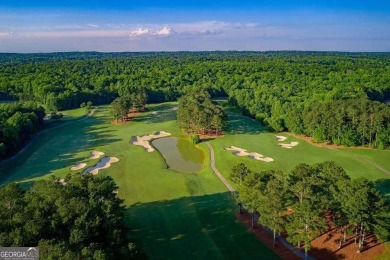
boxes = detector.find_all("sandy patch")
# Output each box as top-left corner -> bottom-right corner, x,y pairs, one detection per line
70,162 -> 87,171
131,131 -> 171,152
89,151 -> 105,159
276,135 -> 287,142
279,142 -> 299,149
225,146 -> 246,152
59,179 -> 67,185
83,156 -> 119,175
225,146 -> 274,162
309,212 -> 385,260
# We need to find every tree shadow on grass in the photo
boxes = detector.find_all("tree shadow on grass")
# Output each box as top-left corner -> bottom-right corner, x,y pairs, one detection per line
224,113 -> 269,135
148,103 -> 177,112
125,192 -> 279,260
0,118 -> 121,186
132,110 -> 177,124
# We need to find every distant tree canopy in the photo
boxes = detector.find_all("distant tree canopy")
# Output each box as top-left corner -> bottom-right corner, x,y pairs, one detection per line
0,173 -> 142,259
0,102 -> 45,159
0,52 -> 389,148
233,161 -> 389,256
177,89 -> 226,135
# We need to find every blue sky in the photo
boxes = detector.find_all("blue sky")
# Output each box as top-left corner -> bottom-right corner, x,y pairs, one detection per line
0,1 -> 389,52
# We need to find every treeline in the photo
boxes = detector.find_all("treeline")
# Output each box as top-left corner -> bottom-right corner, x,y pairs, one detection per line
0,102 -> 45,159
303,99 -> 390,148
0,173 -> 143,259
177,89 -> 226,135
1,52 -> 389,147
231,161 -> 389,257
229,91 -> 390,149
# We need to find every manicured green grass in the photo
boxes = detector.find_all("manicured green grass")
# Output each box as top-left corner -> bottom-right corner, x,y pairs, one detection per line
1,101 -> 389,259
42,107 -> 89,129
210,111 -> 390,195
60,107 -> 89,119
339,148 -> 390,173
127,193 -> 278,259
0,103 -> 278,259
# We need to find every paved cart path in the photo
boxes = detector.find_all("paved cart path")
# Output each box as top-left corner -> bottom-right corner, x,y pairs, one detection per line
205,141 -> 312,260
205,142 -> 235,192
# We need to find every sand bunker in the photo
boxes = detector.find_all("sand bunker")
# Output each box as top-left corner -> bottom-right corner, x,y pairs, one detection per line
279,142 -> 299,149
70,162 -> 87,171
276,135 -> 298,148
225,146 -> 273,162
89,151 -> 105,159
276,135 -> 287,142
59,179 -> 66,185
84,157 -> 119,175
131,131 -> 171,152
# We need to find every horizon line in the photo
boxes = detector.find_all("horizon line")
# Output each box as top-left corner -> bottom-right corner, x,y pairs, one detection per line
2,50 -> 390,55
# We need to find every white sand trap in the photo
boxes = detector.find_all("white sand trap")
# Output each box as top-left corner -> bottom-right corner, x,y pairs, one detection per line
248,152 -> 274,162
279,142 -> 299,149
258,157 -> 274,162
276,135 -> 287,142
89,151 -> 105,159
70,162 -> 87,171
132,131 -> 171,152
84,157 -> 119,175
225,146 -> 273,162
225,146 -> 247,152
59,179 -> 66,185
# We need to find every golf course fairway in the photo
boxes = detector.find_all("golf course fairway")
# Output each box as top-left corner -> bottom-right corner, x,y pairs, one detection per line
0,101 -> 389,259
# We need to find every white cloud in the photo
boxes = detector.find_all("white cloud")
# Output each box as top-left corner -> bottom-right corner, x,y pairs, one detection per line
3,21 -> 293,42
129,26 -> 173,38
0,32 -> 14,38
130,28 -> 151,37
155,26 -> 173,36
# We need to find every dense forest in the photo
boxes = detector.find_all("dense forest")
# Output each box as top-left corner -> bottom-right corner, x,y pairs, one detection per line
231,161 -> 389,258
0,51 -> 389,148
0,174 -> 143,259
0,102 -> 45,159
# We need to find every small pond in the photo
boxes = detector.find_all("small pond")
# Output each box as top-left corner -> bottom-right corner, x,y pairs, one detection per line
152,137 -> 205,173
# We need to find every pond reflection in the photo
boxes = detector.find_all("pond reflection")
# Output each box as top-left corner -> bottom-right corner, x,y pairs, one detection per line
152,137 -> 204,173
